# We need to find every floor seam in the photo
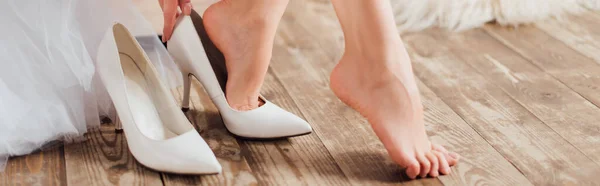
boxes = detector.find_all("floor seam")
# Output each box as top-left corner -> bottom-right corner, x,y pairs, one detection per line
268,69 -> 352,184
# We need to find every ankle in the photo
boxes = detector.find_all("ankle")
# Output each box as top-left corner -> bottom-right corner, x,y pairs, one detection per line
344,36 -> 406,63
338,45 -> 419,92
226,74 -> 263,99
342,44 -> 408,70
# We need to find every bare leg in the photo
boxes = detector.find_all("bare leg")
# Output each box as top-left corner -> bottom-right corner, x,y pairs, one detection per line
203,0 -> 288,110
328,0 -> 459,179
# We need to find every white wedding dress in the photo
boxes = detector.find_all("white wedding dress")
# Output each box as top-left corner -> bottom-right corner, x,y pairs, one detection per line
0,0 -> 181,170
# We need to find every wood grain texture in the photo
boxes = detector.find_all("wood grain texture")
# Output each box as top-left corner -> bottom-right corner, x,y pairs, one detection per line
161,86 -> 257,186
535,11 -> 600,63
0,148 -> 66,186
238,69 -> 352,185
553,68 -> 600,109
63,122 -> 163,186
416,79 -> 532,186
405,29 -> 600,185
482,24 -> 600,71
482,23 -> 600,109
481,24 -> 600,165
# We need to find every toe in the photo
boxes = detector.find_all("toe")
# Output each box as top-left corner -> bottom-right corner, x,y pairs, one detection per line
405,160 -> 421,179
434,151 -> 451,175
447,152 -> 460,166
426,152 -> 439,177
417,153 -> 430,178
432,144 -> 459,166
432,144 -> 447,152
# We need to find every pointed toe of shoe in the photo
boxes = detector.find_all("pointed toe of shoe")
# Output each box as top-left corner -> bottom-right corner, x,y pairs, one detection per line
188,152 -> 222,174
206,159 -> 223,173
278,112 -> 312,136
220,101 -> 313,139
259,110 -> 312,138
178,132 -> 222,174
130,131 -> 222,174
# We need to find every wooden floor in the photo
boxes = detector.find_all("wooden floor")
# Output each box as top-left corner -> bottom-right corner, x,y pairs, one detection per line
3,0 -> 600,185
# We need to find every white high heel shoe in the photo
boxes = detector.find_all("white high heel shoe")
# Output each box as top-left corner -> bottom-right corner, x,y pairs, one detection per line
167,13 -> 312,139
96,23 -> 221,174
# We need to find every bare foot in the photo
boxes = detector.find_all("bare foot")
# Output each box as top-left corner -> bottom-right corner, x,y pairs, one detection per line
330,46 -> 459,179
203,0 -> 287,110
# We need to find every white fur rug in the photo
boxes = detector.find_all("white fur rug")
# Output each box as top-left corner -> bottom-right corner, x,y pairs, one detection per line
391,0 -> 600,31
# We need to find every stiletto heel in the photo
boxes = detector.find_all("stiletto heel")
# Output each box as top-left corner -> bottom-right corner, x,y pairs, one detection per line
97,23 -> 221,174
181,72 -> 191,112
167,12 -> 313,139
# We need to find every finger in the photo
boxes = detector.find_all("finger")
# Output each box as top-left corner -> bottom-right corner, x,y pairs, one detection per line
405,160 -> 420,180
179,0 -> 192,15
162,0 -> 178,42
417,154 -> 430,178
434,151 -> 451,175
426,152 -> 439,177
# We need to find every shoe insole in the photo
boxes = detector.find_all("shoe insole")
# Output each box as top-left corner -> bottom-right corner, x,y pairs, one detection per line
120,53 -> 178,140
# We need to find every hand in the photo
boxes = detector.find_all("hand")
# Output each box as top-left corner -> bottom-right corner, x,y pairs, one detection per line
159,0 -> 193,42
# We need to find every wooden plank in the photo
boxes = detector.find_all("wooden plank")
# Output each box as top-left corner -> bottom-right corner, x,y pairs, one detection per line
485,23 -> 600,116
481,24 -> 600,164
161,82 -> 258,186
237,69 -> 352,185
404,29 -> 600,185
416,80 -> 532,186
535,11 -> 600,63
63,122 -> 163,185
482,24 -> 599,71
483,22 -> 600,110
0,148 -> 66,186
482,23 -> 600,107
552,68 -> 600,108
